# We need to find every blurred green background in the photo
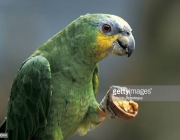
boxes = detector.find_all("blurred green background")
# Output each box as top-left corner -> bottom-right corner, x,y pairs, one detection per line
0,0 -> 180,140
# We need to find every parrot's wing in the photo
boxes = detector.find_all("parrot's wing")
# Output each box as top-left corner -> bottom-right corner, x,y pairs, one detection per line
6,56 -> 51,140
92,64 -> 99,96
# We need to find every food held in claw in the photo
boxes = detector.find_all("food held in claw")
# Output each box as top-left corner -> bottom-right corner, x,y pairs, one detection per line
108,91 -> 138,120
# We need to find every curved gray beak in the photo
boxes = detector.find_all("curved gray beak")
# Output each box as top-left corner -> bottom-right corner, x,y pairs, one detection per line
110,33 -> 135,57
124,34 -> 135,57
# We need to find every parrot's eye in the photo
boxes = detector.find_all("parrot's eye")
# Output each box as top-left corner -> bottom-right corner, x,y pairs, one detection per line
102,24 -> 111,33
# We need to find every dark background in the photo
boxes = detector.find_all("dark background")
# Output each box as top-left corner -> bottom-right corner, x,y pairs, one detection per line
0,0 -> 180,140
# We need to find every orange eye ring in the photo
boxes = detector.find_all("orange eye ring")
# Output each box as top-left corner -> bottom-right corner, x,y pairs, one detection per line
102,24 -> 111,33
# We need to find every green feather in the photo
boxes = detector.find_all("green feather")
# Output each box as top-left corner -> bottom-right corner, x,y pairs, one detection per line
6,56 -> 51,140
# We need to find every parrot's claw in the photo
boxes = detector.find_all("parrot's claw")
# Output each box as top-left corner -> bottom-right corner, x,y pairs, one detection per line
107,106 -> 116,118
100,86 -> 116,118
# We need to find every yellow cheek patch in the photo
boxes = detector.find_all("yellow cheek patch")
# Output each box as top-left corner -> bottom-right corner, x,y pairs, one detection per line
95,31 -> 118,58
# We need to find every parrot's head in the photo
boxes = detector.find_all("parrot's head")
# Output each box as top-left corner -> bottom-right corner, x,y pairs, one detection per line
68,14 -> 135,62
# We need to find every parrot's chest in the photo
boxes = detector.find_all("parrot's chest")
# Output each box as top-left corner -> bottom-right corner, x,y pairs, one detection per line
48,73 -> 95,136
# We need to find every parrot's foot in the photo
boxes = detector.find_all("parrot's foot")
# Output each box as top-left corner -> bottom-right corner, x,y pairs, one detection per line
100,85 -> 136,119
105,85 -> 138,120
99,86 -> 118,118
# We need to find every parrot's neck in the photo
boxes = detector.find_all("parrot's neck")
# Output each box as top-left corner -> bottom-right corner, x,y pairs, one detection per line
59,54 -> 97,84
31,32 -> 97,84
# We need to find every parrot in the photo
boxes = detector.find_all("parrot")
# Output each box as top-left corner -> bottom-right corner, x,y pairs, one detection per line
1,13 -> 135,140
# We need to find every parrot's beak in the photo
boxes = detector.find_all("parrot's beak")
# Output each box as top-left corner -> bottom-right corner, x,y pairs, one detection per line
111,33 -> 135,57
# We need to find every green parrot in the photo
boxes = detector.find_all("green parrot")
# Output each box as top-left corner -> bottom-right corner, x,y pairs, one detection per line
1,13 -> 135,140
